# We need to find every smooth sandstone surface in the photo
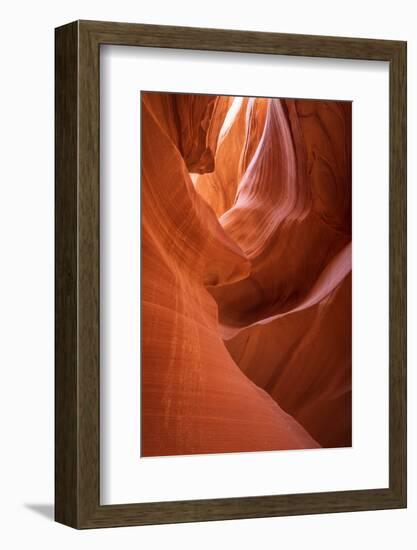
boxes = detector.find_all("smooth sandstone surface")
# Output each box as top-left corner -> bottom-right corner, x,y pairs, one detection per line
141,91 -> 352,457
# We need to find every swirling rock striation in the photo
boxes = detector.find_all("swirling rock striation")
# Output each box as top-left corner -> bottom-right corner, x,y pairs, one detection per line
141,91 -> 352,456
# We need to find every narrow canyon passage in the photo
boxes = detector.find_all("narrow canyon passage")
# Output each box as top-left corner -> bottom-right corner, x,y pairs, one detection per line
141,91 -> 351,457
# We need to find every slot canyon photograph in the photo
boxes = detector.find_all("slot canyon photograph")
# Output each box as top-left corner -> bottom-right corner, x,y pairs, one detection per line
141,90 -> 352,457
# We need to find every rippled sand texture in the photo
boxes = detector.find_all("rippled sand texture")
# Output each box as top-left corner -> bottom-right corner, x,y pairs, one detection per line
141,92 -> 352,457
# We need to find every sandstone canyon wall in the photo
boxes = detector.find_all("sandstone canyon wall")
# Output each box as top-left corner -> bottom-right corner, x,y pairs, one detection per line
141,91 -> 352,456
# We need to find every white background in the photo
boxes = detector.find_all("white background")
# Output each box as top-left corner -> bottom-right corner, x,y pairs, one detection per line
101,46 -> 389,504
0,0 -> 415,548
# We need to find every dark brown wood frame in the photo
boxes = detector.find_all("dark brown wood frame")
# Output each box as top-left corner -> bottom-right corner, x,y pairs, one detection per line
55,19 -> 407,529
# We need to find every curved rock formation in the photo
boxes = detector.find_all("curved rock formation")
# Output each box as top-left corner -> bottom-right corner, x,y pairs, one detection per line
141,91 -> 351,456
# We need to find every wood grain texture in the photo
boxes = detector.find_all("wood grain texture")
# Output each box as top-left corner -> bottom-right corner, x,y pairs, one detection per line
55,20 -> 407,529
55,21 -> 79,527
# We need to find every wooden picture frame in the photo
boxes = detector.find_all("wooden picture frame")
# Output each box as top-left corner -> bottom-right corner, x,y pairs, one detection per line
55,20 -> 407,529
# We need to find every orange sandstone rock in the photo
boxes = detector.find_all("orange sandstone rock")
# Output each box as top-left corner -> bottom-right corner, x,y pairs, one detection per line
141,91 -> 351,456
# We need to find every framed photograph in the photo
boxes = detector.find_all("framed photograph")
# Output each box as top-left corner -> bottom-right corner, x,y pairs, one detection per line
55,20 -> 407,528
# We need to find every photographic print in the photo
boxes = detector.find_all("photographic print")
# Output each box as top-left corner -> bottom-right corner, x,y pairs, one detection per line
141,91 -> 352,457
